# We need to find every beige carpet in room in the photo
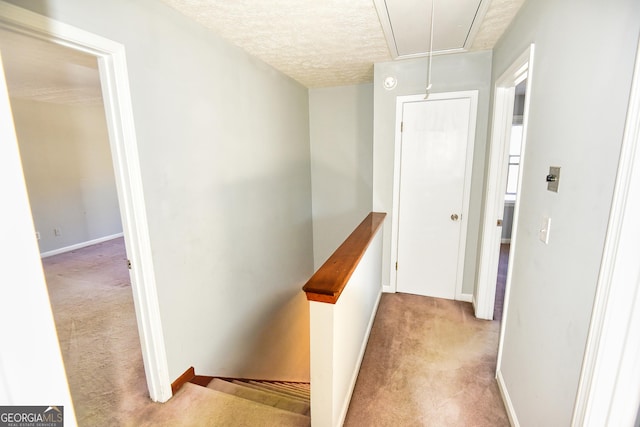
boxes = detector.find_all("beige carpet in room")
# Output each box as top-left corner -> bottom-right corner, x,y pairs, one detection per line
344,293 -> 509,427
42,238 -> 154,425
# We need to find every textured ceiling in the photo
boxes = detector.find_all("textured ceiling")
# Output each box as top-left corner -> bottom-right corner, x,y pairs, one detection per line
161,0 -> 526,88
0,28 -> 102,106
0,0 -> 525,106
471,0 -> 527,51
161,0 -> 392,88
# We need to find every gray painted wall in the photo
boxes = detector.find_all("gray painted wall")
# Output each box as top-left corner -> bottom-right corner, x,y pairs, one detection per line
372,51 -> 493,295
12,98 -> 122,253
491,0 -> 640,424
309,84 -> 374,269
8,0 -> 315,382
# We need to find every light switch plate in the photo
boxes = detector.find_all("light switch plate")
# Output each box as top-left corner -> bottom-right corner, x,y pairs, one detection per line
539,216 -> 551,244
547,166 -> 561,192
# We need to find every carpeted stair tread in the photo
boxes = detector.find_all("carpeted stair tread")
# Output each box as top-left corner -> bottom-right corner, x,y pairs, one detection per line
263,382 -> 310,400
271,382 -> 311,399
245,380 -> 310,400
135,383 -> 310,427
232,380 -> 309,403
276,381 -> 310,391
238,380 -> 309,401
207,379 -> 310,415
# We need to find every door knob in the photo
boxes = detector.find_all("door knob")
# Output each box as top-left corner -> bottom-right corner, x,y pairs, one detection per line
450,214 -> 459,221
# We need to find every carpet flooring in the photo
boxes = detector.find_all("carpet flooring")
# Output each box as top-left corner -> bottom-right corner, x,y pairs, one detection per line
344,293 -> 509,426
43,238 -> 509,426
42,238 -> 153,426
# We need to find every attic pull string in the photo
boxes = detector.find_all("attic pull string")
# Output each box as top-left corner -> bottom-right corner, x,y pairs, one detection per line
425,0 -> 435,99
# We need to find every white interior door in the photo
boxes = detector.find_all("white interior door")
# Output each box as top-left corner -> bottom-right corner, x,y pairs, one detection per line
395,92 -> 477,300
0,50 -> 77,420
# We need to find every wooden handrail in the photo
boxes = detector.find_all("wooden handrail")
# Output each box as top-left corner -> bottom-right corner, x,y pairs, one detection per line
303,212 -> 386,304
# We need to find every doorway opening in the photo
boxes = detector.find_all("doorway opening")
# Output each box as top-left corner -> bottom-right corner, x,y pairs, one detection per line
493,79 -> 526,321
475,45 -> 534,323
0,2 -> 171,402
1,29 -> 150,421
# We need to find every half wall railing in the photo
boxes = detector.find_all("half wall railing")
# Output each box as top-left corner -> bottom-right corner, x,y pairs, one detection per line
303,212 -> 386,427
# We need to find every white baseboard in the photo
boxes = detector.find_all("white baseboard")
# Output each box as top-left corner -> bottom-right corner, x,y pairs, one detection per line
388,288 -> 472,302
41,233 -> 124,258
458,293 -> 473,303
501,238 -> 511,244
497,369 -> 520,427
382,285 -> 395,293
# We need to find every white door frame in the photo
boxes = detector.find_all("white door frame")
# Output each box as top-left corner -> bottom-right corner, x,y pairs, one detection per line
475,45 -> 535,321
0,3 -> 172,402
390,90 -> 478,301
571,38 -> 640,427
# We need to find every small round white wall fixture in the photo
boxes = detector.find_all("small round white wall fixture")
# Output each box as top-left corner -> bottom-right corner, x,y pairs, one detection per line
383,76 -> 397,90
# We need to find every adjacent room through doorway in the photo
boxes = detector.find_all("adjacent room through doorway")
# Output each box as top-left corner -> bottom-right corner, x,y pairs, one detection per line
0,28 -> 148,422
494,78 -> 526,321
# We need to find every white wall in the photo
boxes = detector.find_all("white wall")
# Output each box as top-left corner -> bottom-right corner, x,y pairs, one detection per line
309,229 -> 383,427
309,84 -> 374,268
372,51 -> 493,295
492,0 -> 640,425
0,57 -> 76,424
6,0 -> 314,382
11,98 -> 122,253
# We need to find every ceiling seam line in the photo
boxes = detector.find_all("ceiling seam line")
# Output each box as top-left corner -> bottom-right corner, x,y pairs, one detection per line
464,1 -> 484,47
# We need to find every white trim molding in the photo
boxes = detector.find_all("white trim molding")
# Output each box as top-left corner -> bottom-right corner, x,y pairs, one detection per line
494,44 -> 535,378
572,39 -> 640,427
476,45 -> 535,322
41,233 -> 124,258
497,370 -> 521,427
458,293 -> 473,303
0,3 -> 172,402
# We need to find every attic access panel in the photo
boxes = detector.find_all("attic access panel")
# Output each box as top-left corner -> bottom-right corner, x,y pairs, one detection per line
374,0 -> 489,58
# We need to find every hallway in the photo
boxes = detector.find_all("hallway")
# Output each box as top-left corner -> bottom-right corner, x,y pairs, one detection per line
46,239 -> 508,426
345,293 -> 509,426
